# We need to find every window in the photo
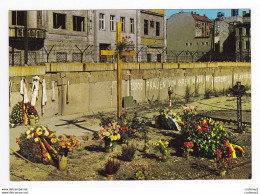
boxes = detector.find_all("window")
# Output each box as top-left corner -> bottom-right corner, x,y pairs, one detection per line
130,18 -> 134,33
110,15 -> 115,31
147,54 -> 151,62
239,28 -> 242,35
157,54 -> 161,62
156,22 -> 160,36
246,41 -> 250,50
238,41 -> 242,50
150,21 -> 154,28
53,13 -> 66,29
12,11 -> 26,26
99,13 -> 105,30
57,52 -> 67,62
73,16 -> 85,31
185,42 -> 189,46
246,28 -> 250,35
201,42 -> 205,45
190,42 -> 192,46
205,42 -> 208,45
73,53 -> 81,62
120,17 -> 125,32
144,19 -> 148,35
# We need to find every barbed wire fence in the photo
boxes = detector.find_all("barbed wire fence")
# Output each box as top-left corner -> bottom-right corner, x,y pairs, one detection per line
9,43 -> 251,66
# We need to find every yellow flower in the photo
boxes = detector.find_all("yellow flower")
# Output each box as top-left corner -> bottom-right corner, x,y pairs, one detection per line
26,130 -> 31,135
51,138 -> 57,143
44,131 -> 49,137
27,135 -> 31,139
34,138 -> 39,142
217,141 -> 219,143
30,128 -> 34,131
165,150 -> 167,153
209,140 -> 211,143
31,133 -> 34,138
208,136 -> 210,139
36,131 -> 42,136
198,126 -> 201,130
117,133 -> 120,140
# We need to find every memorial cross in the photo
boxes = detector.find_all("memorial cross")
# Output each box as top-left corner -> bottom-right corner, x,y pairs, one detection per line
101,22 -> 136,117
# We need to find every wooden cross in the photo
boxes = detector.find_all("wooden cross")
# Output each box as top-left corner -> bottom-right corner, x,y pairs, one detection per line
101,22 -> 136,117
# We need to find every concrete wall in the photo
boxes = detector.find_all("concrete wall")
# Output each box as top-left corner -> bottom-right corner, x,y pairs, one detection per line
9,62 -> 251,118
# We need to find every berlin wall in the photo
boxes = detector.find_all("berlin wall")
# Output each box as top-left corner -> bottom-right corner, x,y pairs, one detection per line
9,62 -> 251,118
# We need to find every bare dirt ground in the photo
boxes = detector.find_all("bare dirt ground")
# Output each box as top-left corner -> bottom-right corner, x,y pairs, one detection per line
9,95 -> 251,181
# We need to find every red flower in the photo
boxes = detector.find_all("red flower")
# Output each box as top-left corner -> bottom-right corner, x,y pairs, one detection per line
26,144 -> 29,147
189,131 -> 192,135
125,127 -> 128,130
193,123 -> 197,127
29,139 -> 32,141
125,110 -> 128,113
36,150 -> 39,153
32,152 -> 35,155
29,148 -> 32,151
122,37 -> 125,39
131,129 -> 134,133
33,143 -> 35,146
187,121 -> 189,125
197,128 -> 202,133
122,130 -> 126,134
30,131 -> 33,134
184,129 -> 186,132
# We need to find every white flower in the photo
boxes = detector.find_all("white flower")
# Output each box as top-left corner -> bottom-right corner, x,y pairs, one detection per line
26,130 -> 31,135
36,128 -> 42,132
34,138 -> 39,142
44,131 -> 49,137
27,135 -> 31,139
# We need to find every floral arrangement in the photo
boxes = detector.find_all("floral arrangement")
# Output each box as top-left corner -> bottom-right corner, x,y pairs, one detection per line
10,102 -> 39,125
105,158 -> 121,175
10,102 -> 24,125
158,108 -> 182,130
115,36 -> 134,58
117,111 -> 136,142
98,122 -> 121,152
131,164 -> 149,180
16,125 -> 59,164
57,133 -> 80,157
180,112 -> 244,158
152,139 -> 169,161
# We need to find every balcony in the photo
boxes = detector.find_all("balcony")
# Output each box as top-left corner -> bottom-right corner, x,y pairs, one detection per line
9,27 -> 46,40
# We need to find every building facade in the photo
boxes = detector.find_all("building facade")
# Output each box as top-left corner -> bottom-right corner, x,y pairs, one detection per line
235,11 -> 251,62
93,10 -> 137,63
9,9 -> 167,65
9,10 -> 95,66
137,10 -> 167,62
166,11 -> 213,62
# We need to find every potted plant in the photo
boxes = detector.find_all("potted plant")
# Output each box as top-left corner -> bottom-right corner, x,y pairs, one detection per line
57,134 -> 80,171
131,164 -> 149,180
105,158 -> 120,180
121,143 -> 136,162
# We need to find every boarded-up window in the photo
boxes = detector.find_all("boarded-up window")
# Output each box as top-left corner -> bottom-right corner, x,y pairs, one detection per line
28,52 -> 36,65
9,51 -> 22,66
73,53 -> 82,62
57,52 -> 67,62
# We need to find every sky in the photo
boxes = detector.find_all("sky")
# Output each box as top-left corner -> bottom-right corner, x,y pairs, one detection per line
167,9 -> 250,19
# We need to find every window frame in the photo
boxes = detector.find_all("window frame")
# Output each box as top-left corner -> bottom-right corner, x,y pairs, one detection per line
53,12 -> 66,29
120,17 -> 125,33
73,16 -> 85,32
156,21 -> 160,36
99,13 -> 105,30
130,18 -> 135,34
110,15 -> 116,31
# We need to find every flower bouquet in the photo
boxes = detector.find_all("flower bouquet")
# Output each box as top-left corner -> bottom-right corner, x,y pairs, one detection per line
115,36 -> 134,59
57,134 -> 80,170
152,139 -> 169,162
117,111 -> 136,143
183,141 -> 194,160
158,108 -> 181,130
98,122 -> 121,153
16,125 -> 59,164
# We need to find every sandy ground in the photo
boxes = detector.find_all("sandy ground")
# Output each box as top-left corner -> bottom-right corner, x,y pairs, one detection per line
9,95 -> 251,181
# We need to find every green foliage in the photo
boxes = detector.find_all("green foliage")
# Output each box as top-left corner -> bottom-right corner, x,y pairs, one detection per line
204,89 -> 212,99
185,86 -> 192,103
121,144 -> 136,161
180,113 -> 242,158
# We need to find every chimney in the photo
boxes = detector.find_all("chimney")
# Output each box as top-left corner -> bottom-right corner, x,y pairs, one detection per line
243,11 -> 246,16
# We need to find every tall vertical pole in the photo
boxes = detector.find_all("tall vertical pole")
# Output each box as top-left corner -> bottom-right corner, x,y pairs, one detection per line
236,82 -> 242,130
24,11 -> 28,65
117,22 -> 122,117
